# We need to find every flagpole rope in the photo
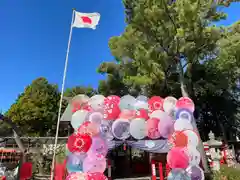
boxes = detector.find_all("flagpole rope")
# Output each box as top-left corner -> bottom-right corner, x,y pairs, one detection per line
50,9 -> 75,180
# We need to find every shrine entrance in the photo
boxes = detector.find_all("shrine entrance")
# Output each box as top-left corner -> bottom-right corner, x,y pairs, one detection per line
108,145 -> 151,179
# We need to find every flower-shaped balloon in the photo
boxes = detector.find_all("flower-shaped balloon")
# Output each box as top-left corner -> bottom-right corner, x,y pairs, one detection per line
148,96 -> 164,113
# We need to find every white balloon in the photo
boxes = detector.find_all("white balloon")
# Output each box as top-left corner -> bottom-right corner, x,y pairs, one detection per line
183,129 -> 199,147
71,110 -> 89,130
150,110 -> 172,121
89,111 -> 103,124
130,118 -> 147,139
89,95 -> 105,111
163,96 -> 177,115
185,146 -> 201,165
174,119 -> 193,131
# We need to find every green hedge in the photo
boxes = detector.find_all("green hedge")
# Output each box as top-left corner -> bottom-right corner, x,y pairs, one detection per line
213,165 -> 240,180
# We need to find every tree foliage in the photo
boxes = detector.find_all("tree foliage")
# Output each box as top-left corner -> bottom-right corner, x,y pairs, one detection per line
6,78 -> 60,136
98,0 -> 240,138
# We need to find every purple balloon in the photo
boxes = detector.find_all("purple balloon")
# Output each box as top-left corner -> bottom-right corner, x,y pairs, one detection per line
99,120 -> 114,141
112,119 -> 130,140
87,136 -> 108,157
186,165 -> 204,180
156,111 -> 174,138
83,155 -> 106,173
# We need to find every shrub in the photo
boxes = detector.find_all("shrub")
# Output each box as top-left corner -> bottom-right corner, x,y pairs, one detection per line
213,165 -> 240,180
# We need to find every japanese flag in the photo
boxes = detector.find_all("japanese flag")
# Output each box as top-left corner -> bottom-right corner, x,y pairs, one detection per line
72,11 -> 100,30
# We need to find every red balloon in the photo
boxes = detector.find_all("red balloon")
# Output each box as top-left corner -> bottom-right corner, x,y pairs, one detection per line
67,133 -> 92,153
103,95 -> 121,120
168,131 -> 188,148
147,118 -> 161,139
85,172 -> 107,180
78,121 -> 99,137
167,147 -> 189,169
135,109 -> 149,120
148,96 -> 164,113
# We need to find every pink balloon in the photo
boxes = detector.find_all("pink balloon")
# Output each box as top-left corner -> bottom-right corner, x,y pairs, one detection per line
85,172 -> 107,180
147,118 -> 161,139
87,136 -> 108,157
176,97 -> 195,112
118,109 -> 136,119
167,147 -> 189,169
83,155 -> 106,173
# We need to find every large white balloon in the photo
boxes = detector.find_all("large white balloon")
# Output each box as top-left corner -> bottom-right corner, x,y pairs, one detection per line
89,95 -> 105,111
185,146 -> 201,165
130,118 -> 147,140
71,110 -> 89,130
174,118 -> 193,131
163,96 -> 177,115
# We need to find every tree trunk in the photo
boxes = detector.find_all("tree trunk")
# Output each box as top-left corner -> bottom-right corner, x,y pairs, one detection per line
178,65 -> 210,173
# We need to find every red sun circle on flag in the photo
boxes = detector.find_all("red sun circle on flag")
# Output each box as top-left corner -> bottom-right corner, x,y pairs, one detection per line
81,16 -> 92,24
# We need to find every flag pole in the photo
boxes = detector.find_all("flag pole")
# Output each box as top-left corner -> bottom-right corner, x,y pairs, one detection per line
50,8 -> 75,180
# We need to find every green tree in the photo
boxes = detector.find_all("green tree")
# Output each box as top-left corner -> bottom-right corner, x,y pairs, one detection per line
100,0 -> 240,172
64,86 -> 96,98
6,77 -> 60,136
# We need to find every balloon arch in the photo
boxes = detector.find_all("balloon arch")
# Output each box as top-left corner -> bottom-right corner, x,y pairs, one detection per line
65,94 -> 204,180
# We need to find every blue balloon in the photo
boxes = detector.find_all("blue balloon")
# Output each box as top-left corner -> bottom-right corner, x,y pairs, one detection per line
175,108 -> 193,123
66,153 -> 86,173
167,169 -> 190,180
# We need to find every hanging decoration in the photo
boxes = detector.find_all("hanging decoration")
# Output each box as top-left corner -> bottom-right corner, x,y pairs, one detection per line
64,94 -> 204,179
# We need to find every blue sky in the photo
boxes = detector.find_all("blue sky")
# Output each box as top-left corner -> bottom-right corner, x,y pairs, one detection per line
0,1 -> 239,112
